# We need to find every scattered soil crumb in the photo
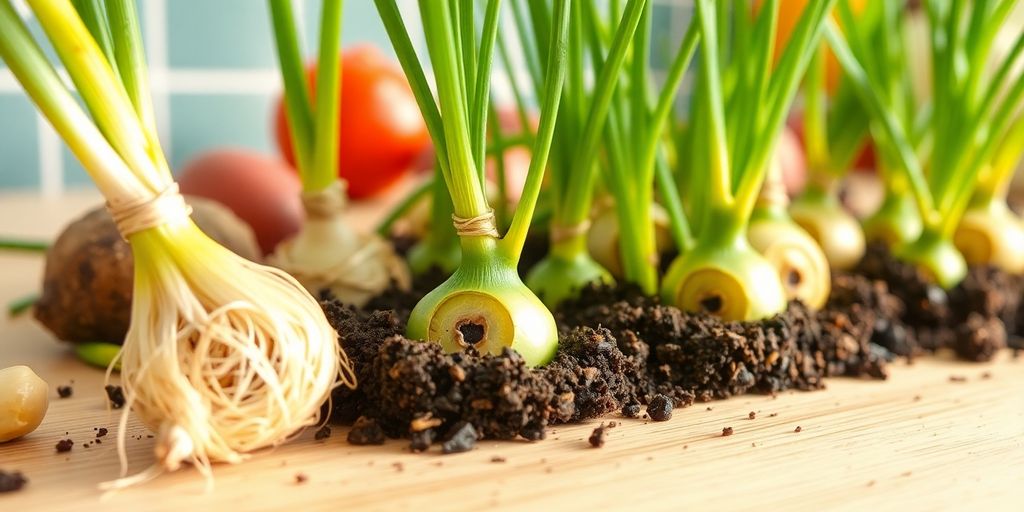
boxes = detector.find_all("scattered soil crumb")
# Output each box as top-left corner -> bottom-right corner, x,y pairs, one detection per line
347,417 -> 386,445
55,439 -> 73,453
722,427 -> 734,437
0,470 -> 27,493
748,411 -> 756,420
314,425 -> 331,441
751,442 -> 757,447
607,421 -> 617,428
392,462 -> 404,472
105,385 -> 125,409
769,413 -> 778,417
94,427 -> 108,438
622,403 -> 641,418
588,424 -> 607,448
948,375 -> 967,383
294,473 -> 308,484
913,395 -> 922,401
441,422 -> 478,454
867,480 -> 876,487
901,471 -> 912,477
683,445 -> 688,449
981,372 -> 992,380
706,407 -> 713,411
56,385 -> 73,399
647,394 -> 673,421
490,456 -> 507,463
794,426 -> 803,433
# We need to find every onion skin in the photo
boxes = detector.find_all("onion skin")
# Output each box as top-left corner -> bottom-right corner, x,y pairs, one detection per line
789,194 -> 865,271
954,202 -> 1024,274
177,149 -> 303,254
661,239 -> 787,322
748,215 -> 831,309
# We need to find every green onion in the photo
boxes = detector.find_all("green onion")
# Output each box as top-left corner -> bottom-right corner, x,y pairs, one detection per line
74,341 -> 122,371
7,293 -> 38,317
579,0 -> 699,299
267,0 -> 409,306
827,0 -> 1024,287
0,0 -> 346,486
662,0 -> 835,321
0,238 -> 49,252
788,32 -> 870,271
521,0 -> 650,308
376,0 -> 569,365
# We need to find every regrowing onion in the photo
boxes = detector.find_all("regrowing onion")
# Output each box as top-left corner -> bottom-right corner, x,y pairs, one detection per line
268,0 -> 409,306
0,0 -> 349,488
827,0 -> 1024,287
788,41 -> 870,271
587,0 -> 699,298
376,0 -> 569,365
663,0 -> 835,321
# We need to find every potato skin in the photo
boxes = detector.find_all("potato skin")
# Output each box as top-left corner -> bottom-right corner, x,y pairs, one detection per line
34,197 -> 260,344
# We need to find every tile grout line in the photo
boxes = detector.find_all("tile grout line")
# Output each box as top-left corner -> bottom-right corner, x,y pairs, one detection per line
144,0 -> 172,163
35,111 -> 63,198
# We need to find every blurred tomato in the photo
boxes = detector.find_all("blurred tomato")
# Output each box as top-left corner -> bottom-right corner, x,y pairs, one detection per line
753,0 -> 868,94
274,45 -> 430,199
177,148 -> 303,254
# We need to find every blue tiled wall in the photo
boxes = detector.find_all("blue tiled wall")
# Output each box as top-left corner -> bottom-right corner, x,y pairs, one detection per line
0,0 -> 692,192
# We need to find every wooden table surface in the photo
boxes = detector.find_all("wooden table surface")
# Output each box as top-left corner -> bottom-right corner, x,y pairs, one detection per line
1,190 -> 1023,511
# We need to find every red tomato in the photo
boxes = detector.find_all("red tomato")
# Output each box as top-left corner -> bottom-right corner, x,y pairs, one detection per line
274,45 -> 430,199
753,0 -> 868,94
177,148 -> 303,254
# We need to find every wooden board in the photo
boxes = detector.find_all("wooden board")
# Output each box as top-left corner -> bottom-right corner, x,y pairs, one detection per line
1,190 -> 1023,511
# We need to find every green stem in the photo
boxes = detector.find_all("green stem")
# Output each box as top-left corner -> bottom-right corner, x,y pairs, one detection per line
375,177 -> 434,236
7,293 -> 38,317
500,0 -> 570,263
0,238 -> 49,252
693,0 -> 732,210
420,0 -> 489,220
560,0 -> 647,226
268,0 -> 315,184
309,0 -> 343,192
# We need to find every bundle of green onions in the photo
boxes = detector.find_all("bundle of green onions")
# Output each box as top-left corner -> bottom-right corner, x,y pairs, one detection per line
827,0 -> 1024,287
788,42 -> 871,271
375,0 -> 569,365
268,0 -> 409,306
0,0 -> 349,487
664,0 -> 836,321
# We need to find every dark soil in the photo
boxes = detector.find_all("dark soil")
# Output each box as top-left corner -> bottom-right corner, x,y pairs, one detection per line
588,425 -> 607,447
856,243 -> 1022,361
0,470 -> 27,493
105,385 -> 125,409
317,241 -> 1014,450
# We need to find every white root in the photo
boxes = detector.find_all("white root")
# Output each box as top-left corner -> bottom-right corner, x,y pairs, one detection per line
100,185 -> 351,491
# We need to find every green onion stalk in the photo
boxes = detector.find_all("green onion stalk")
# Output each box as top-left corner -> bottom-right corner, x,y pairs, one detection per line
661,0 -> 835,321
581,0 -> 699,297
520,0 -> 649,308
827,0 -> 1024,288
267,0 -> 409,306
787,42 -> 871,271
0,0 -> 347,487
375,0 -> 569,366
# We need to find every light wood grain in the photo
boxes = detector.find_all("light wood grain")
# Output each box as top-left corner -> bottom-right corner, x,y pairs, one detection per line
1,190 -> 1023,512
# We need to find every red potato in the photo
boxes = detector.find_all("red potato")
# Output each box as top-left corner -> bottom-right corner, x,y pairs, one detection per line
274,45 -> 430,199
177,148 -> 303,254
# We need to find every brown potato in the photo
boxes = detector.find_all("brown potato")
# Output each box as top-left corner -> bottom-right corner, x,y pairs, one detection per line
34,197 -> 260,344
